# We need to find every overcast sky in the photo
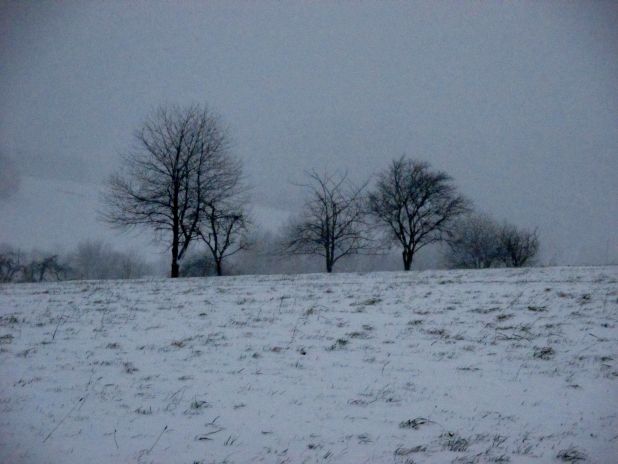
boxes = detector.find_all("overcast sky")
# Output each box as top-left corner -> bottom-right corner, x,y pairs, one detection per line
1,1 -> 617,265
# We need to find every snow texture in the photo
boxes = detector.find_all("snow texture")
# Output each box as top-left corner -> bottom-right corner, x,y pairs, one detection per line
1,266 -> 617,463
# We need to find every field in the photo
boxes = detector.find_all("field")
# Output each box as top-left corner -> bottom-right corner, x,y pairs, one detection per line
1,266 -> 617,463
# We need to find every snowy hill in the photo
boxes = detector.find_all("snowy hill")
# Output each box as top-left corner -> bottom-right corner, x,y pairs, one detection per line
0,266 -> 616,463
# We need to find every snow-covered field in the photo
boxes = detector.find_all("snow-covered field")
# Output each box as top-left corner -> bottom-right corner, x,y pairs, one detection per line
0,266 -> 616,464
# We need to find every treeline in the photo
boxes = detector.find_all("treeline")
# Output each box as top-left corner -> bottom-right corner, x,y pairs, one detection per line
0,241 -> 152,283
0,237 -> 416,283
100,102 -> 539,278
0,213 -> 538,284
2,102 -> 539,282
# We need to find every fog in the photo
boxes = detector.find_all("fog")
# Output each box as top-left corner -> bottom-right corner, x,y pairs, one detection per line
1,1 -> 617,266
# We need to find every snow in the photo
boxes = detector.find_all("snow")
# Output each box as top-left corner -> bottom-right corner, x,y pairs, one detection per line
0,266 -> 616,463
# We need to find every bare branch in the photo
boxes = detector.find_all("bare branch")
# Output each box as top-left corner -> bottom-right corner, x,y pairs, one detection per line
101,103 -> 231,277
368,156 -> 469,270
283,170 -> 375,273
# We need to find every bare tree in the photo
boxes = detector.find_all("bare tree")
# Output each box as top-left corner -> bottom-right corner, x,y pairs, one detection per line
103,104 -> 229,277
197,154 -> 249,276
0,245 -> 23,282
445,213 -> 501,269
283,171 -> 372,273
368,157 -> 469,271
445,215 -> 540,269
72,241 -> 112,280
21,254 -> 68,282
498,223 -> 539,267
71,240 -> 151,280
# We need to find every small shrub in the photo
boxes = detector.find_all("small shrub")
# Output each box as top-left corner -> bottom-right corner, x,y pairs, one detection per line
556,447 -> 587,462
533,346 -> 555,360
399,418 -> 429,429
327,338 -> 349,351
440,432 -> 469,452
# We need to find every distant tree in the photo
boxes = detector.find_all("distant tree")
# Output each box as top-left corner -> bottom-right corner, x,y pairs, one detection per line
445,213 -> 501,269
197,154 -> 249,276
103,104 -> 230,278
0,245 -> 23,282
445,215 -> 540,269
497,223 -> 539,267
72,241 -> 112,280
1,246 -> 69,283
283,171 -> 372,273
71,240 -> 151,280
1,242 -> 150,283
115,250 -> 150,279
21,254 -> 68,282
368,157 -> 469,271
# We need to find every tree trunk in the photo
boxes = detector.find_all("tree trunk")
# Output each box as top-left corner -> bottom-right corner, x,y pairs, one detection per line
171,213 -> 180,277
171,261 -> 179,278
402,249 -> 412,271
171,235 -> 180,278
326,259 -> 333,273
215,259 -> 223,276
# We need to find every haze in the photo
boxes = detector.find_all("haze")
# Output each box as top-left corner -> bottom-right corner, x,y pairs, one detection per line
1,1 -> 617,266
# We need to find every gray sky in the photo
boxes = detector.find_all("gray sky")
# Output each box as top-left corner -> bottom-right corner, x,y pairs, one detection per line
1,1 -> 617,264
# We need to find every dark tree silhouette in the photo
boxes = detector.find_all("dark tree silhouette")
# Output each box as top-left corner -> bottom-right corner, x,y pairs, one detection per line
284,171 -> 372,273
103,104 -> 229,278
0,247 -> 23,282
498,223 -> 539,267
368,157 -> 469,271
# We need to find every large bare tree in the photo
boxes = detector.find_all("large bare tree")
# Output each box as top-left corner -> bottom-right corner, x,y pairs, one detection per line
103,104 -> 229,277
197,154 -> 249,276
368,157 -> 469,270
284,171 -> 372,273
